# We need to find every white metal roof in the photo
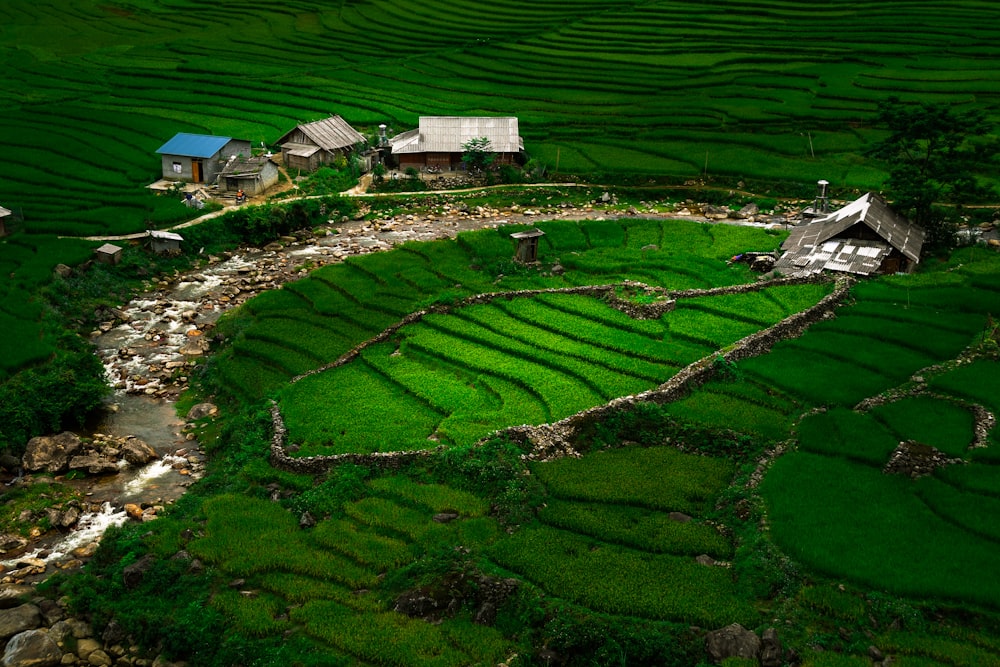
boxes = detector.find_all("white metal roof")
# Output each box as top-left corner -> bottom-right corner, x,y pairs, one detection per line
389,116 -> 523,154
148,230 -> 184,242
0,206 -> 11,217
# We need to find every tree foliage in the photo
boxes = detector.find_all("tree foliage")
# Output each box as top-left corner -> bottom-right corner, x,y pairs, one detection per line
867,97 -> 997,249
461,136 -> 496,175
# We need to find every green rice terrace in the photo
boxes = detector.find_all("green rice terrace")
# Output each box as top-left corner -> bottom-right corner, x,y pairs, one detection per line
60,217 -> 1000,666
3,1 -> 1000,666
3,0 -> 1000,395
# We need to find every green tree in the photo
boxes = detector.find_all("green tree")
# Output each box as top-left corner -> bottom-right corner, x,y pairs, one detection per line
461,136 -> 496,175
867,97 -> 996,249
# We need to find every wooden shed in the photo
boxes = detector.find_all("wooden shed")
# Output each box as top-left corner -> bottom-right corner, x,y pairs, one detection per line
94,243 -> 123,265
774,192 -> 925,276
217,154 -> 279,195
156,133 -> 253,184
0,206 -> 10,237
147,230 -> 184,255
511,228 -> 544,264
277,116 -> 368,172
388,117 -> 524,172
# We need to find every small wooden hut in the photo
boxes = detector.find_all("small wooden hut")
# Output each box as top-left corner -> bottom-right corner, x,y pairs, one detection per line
511,228 -> 544,264
277,116 -> 368,172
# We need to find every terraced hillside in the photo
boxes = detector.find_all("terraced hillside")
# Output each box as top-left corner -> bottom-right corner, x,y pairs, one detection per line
3,0 -> 1000,238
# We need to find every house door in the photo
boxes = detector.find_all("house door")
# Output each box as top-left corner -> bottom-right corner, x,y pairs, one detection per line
192,159 -> 203,183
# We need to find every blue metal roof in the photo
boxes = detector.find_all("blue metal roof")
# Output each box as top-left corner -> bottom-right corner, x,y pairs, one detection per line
156,133 -> 232,158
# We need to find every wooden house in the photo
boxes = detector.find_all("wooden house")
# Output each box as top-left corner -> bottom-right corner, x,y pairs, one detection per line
388,116 -> 524,172
147,230 -> 184,255
94,243 -> 123,265
217,154 -> 279,195
0,206 -> 10,237
156,133 -> 252,184
277,116 -> 367,172
774,192 -> 925,276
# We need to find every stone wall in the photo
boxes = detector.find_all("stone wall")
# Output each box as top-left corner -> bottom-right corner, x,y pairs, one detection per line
270,274 -> 848,472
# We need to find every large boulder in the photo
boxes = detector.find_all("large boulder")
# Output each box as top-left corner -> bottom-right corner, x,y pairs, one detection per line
121,437 -> 158,466
1,629 -> 62,667
22,433 -> 81,474
705,623 -> 761,664
760,627 -> 783,667
67,455 -> 119,476
0,604 -> 42,640
0,587 -> 34,610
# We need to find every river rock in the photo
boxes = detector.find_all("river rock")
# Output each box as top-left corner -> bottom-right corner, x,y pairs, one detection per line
121,437 -> 157,466
0,454 -> 21,472
186,403 -> 217,421
0,535 -> 28,556
705,623 -> 760,663
0,604 -> 42,639
67,455 -> 118,476
178,336 -> 209,356
73,638 -> 101,662
49,618 -> 92,644
1,629 -> 62,667
0,586 -> 34,610
22,433 -> 81,474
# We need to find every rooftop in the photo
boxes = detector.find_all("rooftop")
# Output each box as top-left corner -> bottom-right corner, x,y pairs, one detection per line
390,116 -> 523,154
156,133 -> 234,158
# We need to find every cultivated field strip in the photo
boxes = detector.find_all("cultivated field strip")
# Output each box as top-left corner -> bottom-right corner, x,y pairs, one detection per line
246,220 -> 827,456
756,252 -> 1000,609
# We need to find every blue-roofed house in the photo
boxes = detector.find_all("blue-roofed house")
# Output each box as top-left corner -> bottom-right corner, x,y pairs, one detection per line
156,133 -> 252,184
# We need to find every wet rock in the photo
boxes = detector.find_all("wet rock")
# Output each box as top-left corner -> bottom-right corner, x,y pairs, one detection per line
0,604 -> 42,639
178,336 -> 209,356
1,629 -> 62,667
0,535 -> 29,555
124,504 -> 144,521
121,437 -> 158,466
705,623 -> 760,664
67,455 -> 119,476
49,618 -> 93,642
22,432 -> 82,474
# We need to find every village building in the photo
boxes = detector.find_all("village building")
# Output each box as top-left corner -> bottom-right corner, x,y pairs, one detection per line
156,133 -> 253,184
774,192 -> 925,276
94,243 -> 123,265
216,154 -> 279,196
0,206 -> 11,237
146,230 -> 184,255
277,116 -> 368,172
388,116 -> 524,172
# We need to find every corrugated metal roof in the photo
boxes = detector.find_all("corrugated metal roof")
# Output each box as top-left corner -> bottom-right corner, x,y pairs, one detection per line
148,230 -> 184,242
0,206 -> 11,217
781,192 -> 925,264
278,116 -> 365,151
389,116 -> 523,154
95,243 -> 122,254
773,238 -> 891,276
156,133 -> 233,158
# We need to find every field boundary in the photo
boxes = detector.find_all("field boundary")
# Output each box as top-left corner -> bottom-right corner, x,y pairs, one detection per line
268,273 -> 841,473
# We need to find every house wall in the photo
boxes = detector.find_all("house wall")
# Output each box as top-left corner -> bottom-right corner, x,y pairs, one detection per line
221,161 -> 279,195
161,155 -> 194,181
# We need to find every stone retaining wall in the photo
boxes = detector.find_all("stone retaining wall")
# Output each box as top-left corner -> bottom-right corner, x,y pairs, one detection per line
270,274 -> 847,472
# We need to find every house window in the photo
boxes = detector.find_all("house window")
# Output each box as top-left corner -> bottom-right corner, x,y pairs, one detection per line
172,162 -> 182,174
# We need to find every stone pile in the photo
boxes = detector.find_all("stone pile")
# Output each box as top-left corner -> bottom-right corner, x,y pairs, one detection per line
0,586 -> 184,667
